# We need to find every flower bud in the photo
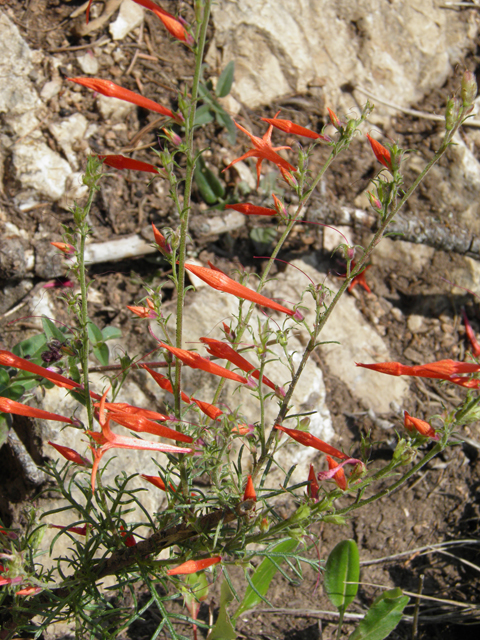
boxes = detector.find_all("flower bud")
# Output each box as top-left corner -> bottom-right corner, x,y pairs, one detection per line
260,517 -> 269,533
327,107 -> 341,130
162,128 -> 182,147
461,70 -> 477,108
367,190 -> 382,210
445,96 -> 462,131
272,194 -> 287,218
280,168 -> 298,188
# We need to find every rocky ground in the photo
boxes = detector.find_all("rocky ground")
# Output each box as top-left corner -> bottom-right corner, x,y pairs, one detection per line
1,1 -> 480,639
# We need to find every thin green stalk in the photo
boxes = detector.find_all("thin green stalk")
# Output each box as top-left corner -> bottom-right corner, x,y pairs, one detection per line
174,0 -> 212,417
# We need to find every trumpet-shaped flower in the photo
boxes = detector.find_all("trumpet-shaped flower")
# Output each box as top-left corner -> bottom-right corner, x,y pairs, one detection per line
261,114 -> 329,141
307,464 -> 319,500
184,262 -> 300,318
166,556 -> 222,576
200,337 -> 277,392
225,203 -> 277,217
67,77 -> 183,123
140,364 -> 191,403
275,424 -> 349,460
404,411 -> 439,440
152,223 -> 172,256
50,524 -> 88,536
191,397 -> 223,420
366,134 -> 392,171
0,398 -> 75,425
98,155 -> 167,177
326,455 -> 348,490
158,342 -> 248,384
107,411 -> 193,443
51,242 -> 75,255
243,475 -> 257,502
356,359 -> 480,387
223,119 -> 296,189
48,442 -> 90,466
129,0 -> 194,45
127,301 -> 158,319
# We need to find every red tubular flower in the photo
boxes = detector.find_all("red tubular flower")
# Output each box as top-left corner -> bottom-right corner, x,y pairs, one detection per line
140,364 -> 191,404
67,77 -> 183,123
307,464 -> 319,500
0,398 -> 75,425
98,155 -> 167,177
462,308 -> 480,357
0,350 -> 101,399
348,263 -> 372,294
50,524 -> 88,535
15,586 -> 42,597
184,262 -> 299,318
327,107 -> 341,129
51,242 -> 75,255
225,203 -> 277,217
151,223 -> 172,256
356,359 -> 480,383
326,455 -> 348,490
120,525 -> 136,547
159,342 -> 248,384
130,0 -> 194,45
142,474 -> 170,491
99,402 -> 169,421
166,556 -> 222,576
275,424 -> 349,460
404,411 -> 439,440
48,442 -> 90,466
366,133 -> 392,171
223,119 -> 296,189
231,423 -> 254,436
243,475 -> 257,502
191,397 -> 223,420
107,412 -> 193,443
200,337 -> 277,392
127,304 -> 157,319
355,361 -> 409,376
260,114 -> 327,140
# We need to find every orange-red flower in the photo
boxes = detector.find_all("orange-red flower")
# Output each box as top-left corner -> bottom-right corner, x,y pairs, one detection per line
166,556 -> 222,576
275,424 -> 349,460
348,263 -> 372,294
50,524 -> 88,536
130,0 -> 194,45
67,77 -> 183,123
225,203 -> 277,216
159,342 -> 248,384
51,242 -> 75,255
191,397 -> 223,420
261,114 -> 329,141
98,401 -> 169,421
48,442 -> 90,466
107,411 -> 192,443
307,464 -> 319,500
0,350 -> 101,399
142,474 -> 172,492
200,337 -> 277,392
327,108 -> 341,129
140,364 -> 191,403
366,134 -> 392,171
120,525 -> 136,547
184,262 -> 300,318
15,586 -> 42,597
404,411 -> 439,440
0,398 -> 75,425
243,475 -> 257,502
127,299 -> 158,319
326,455 -> 348,490
462,308 -> 480,357
356,359 -> 480,385
98,155 -> 167,177
151,222 -> 172,256
223,119 -> 296,189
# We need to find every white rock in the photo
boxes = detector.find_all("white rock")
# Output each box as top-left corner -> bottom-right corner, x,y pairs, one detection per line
76,51 -> 99,75
49,113 -> 89,169
12,139 -> 72,201
60,172 -> 90,210
323,225 -> 354,253
97,93 -> 135,121
109,0 -> 144,40
40,77 -> 62,102
371,237 -> 434,273
207,0 -> 475,122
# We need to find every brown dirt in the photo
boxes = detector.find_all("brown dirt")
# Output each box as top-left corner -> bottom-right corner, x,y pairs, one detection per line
1,2 -> 480,640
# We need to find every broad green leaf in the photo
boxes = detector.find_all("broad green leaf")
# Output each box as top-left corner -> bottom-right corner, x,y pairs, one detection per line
208,580 -> 236,640
93,343 -> 109,367
233,538 -> 298,619
12,333 -> 47,359
349,588 -> 409,640
216,61 -> 235,98
194,104 -> 214,126
194,156 -> 225,204
87,322 -> 103,345
41,316 -> 66,343
0,369 -> 10,390
4,384 -> 26,401
101,326 -> 122,341
324,539 -> 360,612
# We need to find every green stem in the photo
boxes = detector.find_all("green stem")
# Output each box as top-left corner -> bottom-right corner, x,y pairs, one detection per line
174,0 -> 212,418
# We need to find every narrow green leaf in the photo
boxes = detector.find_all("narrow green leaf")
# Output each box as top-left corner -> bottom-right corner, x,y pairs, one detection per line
208,580 -> 237,640
216,61 -> 235,98
12,333 -> 47,359
194,156 -> 225,204
4,384 -> 26,401
93,343 -> 109,367
324,539 -> 360,612
233,538 -> 298,619
41,316 -> 66,343
87,321 -> 103,345
0,369 -> 10,388
194,104 -> 214,126
349,588 -> 409,640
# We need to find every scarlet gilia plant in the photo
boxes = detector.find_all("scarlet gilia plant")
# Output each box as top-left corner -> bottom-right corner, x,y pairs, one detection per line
1,4 -> 478,637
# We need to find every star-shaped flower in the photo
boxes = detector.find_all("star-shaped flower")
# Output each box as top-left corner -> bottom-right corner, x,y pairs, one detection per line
223,119 -> 296,189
